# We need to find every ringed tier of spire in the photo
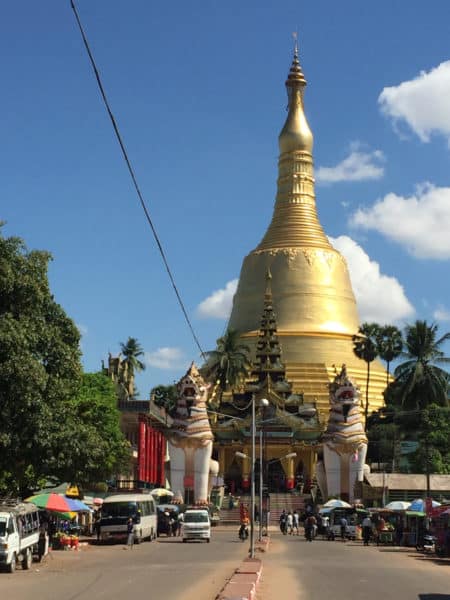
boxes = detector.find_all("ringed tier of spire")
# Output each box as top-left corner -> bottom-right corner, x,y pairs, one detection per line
256,46 -> 332,251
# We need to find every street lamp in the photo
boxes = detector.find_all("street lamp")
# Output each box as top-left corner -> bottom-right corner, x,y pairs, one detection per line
234,396 -> 269,558
258,399 -> 269,542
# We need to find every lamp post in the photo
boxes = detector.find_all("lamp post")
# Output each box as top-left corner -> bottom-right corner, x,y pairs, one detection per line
259,399 -> 269,542
236,443 -> 296,552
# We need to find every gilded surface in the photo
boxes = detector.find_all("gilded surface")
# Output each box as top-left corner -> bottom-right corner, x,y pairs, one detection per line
227,47 -> 387,418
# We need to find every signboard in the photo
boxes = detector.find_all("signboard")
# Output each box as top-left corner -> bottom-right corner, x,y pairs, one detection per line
66,485 -> 80,498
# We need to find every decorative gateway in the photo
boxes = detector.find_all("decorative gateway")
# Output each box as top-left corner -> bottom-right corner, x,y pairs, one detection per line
166,363 -> 219,506
316,365 -> 368,502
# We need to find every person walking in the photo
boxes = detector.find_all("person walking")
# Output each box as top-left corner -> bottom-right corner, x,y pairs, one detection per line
126,517 -> 134,549
305,514 -> 317,542
340,516 -> 348,541
293,510 -> 300,535
286,511 -> 294,535
279,509 -> 287,535
362,515 -> 372,546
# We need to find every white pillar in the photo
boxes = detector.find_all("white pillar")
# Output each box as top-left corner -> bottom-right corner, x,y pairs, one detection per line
194,441 -> 213,504
348,444 -> 367,502
168,442 -> 185,500
324,445 -> 341,498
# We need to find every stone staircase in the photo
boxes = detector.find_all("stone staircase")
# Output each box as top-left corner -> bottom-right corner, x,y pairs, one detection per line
219,493 -> 311,525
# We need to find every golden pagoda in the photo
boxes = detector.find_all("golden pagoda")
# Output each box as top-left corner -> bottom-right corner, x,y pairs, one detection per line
227,44 -> 387,419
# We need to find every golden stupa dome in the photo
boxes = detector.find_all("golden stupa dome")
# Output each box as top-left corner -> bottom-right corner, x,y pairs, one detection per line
227,44 -> 386,416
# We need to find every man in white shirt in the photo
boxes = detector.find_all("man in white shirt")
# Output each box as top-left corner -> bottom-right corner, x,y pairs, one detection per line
362,515 -> 372,546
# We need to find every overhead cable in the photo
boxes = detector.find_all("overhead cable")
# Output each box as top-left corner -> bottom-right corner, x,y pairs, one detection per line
70,0 -> 206,360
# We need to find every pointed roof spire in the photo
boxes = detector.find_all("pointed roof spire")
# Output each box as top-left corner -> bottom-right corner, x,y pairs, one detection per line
287,32 -> 307,88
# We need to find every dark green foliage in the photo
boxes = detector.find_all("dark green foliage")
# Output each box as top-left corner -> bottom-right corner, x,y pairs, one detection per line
353,322 -> 380,429
202,329 -> 251,394
409,406 -> 450,474
0,232 -> 82,495
376,325 -> 403,386
120,337 -> 145,378
152,384 -> 178,417
0,230 -> 130,495
47,372 -> 131,486
394,320 -> 450,410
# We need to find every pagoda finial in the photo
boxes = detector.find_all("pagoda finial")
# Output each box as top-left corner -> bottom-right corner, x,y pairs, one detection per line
292,31 -> 299,59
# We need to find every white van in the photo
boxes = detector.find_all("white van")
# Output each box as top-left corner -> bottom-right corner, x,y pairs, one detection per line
99,493 -> 157,543
0,501 -> 42,573
182,508 -> 211,543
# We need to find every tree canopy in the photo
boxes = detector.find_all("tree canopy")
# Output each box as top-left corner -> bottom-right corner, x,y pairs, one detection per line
202,329 -> 251,397
0,230 -> 129,495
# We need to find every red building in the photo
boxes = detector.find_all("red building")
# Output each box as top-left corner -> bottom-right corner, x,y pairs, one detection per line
118,399 -> 168,487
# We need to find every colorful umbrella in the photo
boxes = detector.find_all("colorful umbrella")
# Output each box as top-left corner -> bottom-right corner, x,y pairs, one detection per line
64,497 -> 90,512
26,493 -> 77,512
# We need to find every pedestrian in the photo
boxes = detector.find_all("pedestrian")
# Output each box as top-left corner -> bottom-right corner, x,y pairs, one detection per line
293,510 -> 300,535
177,511 -> 184,536
362,515 -> 372,546
395,519 -> 404,546
170,511 -> 178,537
126,517 -> 134,549
305,514 -> 317,542
321,514 -> 332,540
287,511 -> 293,535
340,516 -> 348,541
279,509 -> 287,534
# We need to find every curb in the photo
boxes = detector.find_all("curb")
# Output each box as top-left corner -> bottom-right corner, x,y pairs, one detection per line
216,536 -> 270,600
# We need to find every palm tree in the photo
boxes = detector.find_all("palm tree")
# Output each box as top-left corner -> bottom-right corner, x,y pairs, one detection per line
353,322 -> 380,430
202,329 -> 251,398
120,337 -> 146,399
376,325 -> 403,387
393,320 -> 450,410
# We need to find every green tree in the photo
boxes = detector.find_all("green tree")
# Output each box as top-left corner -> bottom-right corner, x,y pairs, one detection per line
152,383 -> 178,417
408,406 -> 450,474
120,337 -> 146,399
48,372 -> 131,486
353,322 -> 380,430
202,329 -> 251,399
394,320 -> 450,410
376,325 -> 403,386
0,230 -> 82,496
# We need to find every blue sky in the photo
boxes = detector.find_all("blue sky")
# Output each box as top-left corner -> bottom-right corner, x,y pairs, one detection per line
3,1 -> 450,397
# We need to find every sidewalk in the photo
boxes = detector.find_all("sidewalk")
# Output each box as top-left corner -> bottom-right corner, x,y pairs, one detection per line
256,535 -> 301,600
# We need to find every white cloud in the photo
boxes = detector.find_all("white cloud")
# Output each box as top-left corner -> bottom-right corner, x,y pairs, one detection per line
197,279 -> 238,319
330,235 -> 415,324
316,146 -> 385,184
350,183 -> 450,259
145,347 -> 186,370
379,60 -> 450,143
433,305 -> 450,322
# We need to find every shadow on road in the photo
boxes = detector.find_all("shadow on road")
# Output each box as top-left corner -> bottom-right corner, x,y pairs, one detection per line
418,595 -> 450,599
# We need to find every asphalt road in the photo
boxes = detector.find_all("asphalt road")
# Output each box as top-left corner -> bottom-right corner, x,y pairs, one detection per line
260,532 -> 450,600
0,530 -> 247,600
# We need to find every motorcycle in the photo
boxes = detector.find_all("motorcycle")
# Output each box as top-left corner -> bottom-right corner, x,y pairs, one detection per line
416,533 -> 436,552
239,524 -> 249,541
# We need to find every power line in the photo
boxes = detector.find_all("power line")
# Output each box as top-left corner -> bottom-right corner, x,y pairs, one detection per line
70,1 -> 206,361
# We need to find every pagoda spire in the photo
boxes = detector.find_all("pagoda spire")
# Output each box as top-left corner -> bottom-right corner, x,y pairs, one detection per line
250,272 -> 291,397
256,43 -> 332,251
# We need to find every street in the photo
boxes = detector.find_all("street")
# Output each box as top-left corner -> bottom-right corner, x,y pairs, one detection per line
260,532 -> 450,600
2,530 -> 449,600
0,530 -> 246,600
